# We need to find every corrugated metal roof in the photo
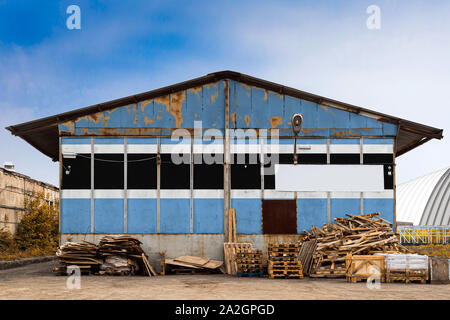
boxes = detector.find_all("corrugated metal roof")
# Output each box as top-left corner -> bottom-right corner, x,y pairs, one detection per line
5,70 -> 444,161
397,166 -> 450,225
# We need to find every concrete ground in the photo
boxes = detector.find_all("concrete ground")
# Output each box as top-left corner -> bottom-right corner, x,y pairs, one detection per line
0,260 -> 448,300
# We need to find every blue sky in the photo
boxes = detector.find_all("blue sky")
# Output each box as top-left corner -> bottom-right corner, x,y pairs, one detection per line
0,0 -> 449,185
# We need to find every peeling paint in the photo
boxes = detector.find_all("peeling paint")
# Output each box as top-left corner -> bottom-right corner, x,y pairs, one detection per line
169,91 -> 185,128
270,116 -> 282,128
244,115 -> 250,127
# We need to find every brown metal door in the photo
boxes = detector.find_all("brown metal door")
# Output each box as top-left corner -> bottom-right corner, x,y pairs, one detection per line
262,199 -> 297,234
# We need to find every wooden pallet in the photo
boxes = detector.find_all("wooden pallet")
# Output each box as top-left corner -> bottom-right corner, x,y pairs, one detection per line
269,273 -> 303,279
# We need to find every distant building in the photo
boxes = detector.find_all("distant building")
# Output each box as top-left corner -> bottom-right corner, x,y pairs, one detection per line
397,166 -> 450,226
0,166 -> 59,234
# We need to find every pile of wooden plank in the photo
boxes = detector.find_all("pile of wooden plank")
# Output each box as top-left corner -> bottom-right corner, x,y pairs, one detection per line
165,255 -> 223,274
268,243 -> 303,279
302,212 -> 410,278
236,248 -> 263,277
297,240 -> 317,276
97,236 -> 154,276
53,241 -> 102,275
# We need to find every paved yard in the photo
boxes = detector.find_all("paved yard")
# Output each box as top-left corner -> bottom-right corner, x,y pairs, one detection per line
0,261 -> 448,300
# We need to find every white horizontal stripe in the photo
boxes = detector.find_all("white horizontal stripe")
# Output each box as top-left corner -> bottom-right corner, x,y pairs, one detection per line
363,191 -> 394,199
363,144 -> 394,154
160,145 -> 191,154
61,190 -> 91,199
193,144 -> 224,154
94,190 -> 124,198
231,190 -> 261,198
127,145 -> 158,153
329,144 -> 360,154
61,189 -> 393,200
127,190 -> 157,198
231,144 -> 260,153
330,192 -> 362,199
263,190 -> 295,199
62,145 -> 91,154
94,145 -> 124,153
160,189 -> 190,198
297,191 -> 328,199
193,190 -> 224,198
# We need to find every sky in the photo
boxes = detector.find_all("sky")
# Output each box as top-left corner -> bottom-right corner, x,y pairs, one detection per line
0,0 -> 448,186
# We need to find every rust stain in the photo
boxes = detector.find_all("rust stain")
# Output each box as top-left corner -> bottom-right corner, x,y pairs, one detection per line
319,104 -> 329,112
244,115 -> 250,127
264,90 -> 268,101
154,95 -> 170,107
169,91 -> 185,128
270,116 -> 283,128
190,86 -> 202,95
144,116 -> 154,126
231,112 -> 236,128
140,99 -> 153,113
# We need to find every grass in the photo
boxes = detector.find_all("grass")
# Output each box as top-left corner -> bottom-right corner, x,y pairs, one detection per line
0,247 -> 56,261
404,244 -> 450,258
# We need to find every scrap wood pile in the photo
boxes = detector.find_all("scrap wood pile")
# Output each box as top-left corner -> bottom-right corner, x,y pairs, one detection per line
53,235 -> 157,276
268,243 -> 303,279
165,255 -> 223,275
301,212 -> 410,278
53,241 -> 102,275
236,248 -> 263,277
97,236 -> 155,276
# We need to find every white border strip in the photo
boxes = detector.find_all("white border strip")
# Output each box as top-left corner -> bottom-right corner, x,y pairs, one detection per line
94,145 -> 124,153
329,144 -> 361,154
363,144 -> 394,154
61,190 -> 91,199
127,145 -> 158,153
62,145 -> 91,154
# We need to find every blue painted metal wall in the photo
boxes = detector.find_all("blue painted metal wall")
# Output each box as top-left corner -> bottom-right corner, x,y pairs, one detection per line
59,79 -> 397,235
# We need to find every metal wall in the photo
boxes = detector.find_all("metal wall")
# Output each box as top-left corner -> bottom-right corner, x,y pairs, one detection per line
58,79 -> 397,258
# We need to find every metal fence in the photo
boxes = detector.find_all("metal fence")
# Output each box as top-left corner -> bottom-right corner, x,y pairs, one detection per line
398,226 -> 450,245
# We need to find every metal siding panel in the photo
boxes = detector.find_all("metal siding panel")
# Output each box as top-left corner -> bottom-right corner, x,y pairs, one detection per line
267,91 -> 285,128
193,198 -> 224,233
202,81 -> 225,129
284,95 -> 302,127
363,138 -> 394,145
60,199 -> 91,233
185,86 -> 203,129
235,82 -> 253,128
363,198 -> 394,224
231,199 -> 261,234
329,138 -> 360,144
330,198 -> 361,220
297,198 -> 328,233
160,199 -> 190,233
127,199 -> 157,233
94,199 -> 124,233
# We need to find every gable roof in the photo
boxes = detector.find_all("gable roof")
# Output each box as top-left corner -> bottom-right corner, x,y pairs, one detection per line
5,70 -> 444,161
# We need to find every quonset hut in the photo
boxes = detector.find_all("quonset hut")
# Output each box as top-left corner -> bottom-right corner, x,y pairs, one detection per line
6,71 -> 444,260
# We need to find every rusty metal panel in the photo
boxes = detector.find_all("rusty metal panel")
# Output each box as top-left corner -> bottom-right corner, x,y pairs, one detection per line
262,199 -> 297,234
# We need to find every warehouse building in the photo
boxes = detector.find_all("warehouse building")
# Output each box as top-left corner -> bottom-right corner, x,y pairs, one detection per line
6,71 -> 444,260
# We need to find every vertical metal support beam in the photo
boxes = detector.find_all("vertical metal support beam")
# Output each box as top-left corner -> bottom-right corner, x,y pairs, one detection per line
360,192 -> 364,215
58,136 -> 62,241
360,137 -> 364,164
90,137 -> 94,234
190,134 -> 194,234
157,137 -> 161,234
326,138 -> 330,164
393,137 -> 397,233
124,137 -> 128,234
224,80 -> 231,242
327,192 -> 331,225
260,132 -> 264,200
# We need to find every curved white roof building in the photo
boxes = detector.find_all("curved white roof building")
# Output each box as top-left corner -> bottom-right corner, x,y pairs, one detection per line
397,166 -> 450,226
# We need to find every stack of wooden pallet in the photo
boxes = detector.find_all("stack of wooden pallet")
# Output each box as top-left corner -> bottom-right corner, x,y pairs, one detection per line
302,212 -> 410,278
53,241 -> 102,275
268,243 -> 303,279
236,248 -> 263,277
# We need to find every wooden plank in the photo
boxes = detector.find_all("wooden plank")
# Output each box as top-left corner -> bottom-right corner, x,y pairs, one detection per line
174,256 -> 211,267
165,259 -> 202,269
